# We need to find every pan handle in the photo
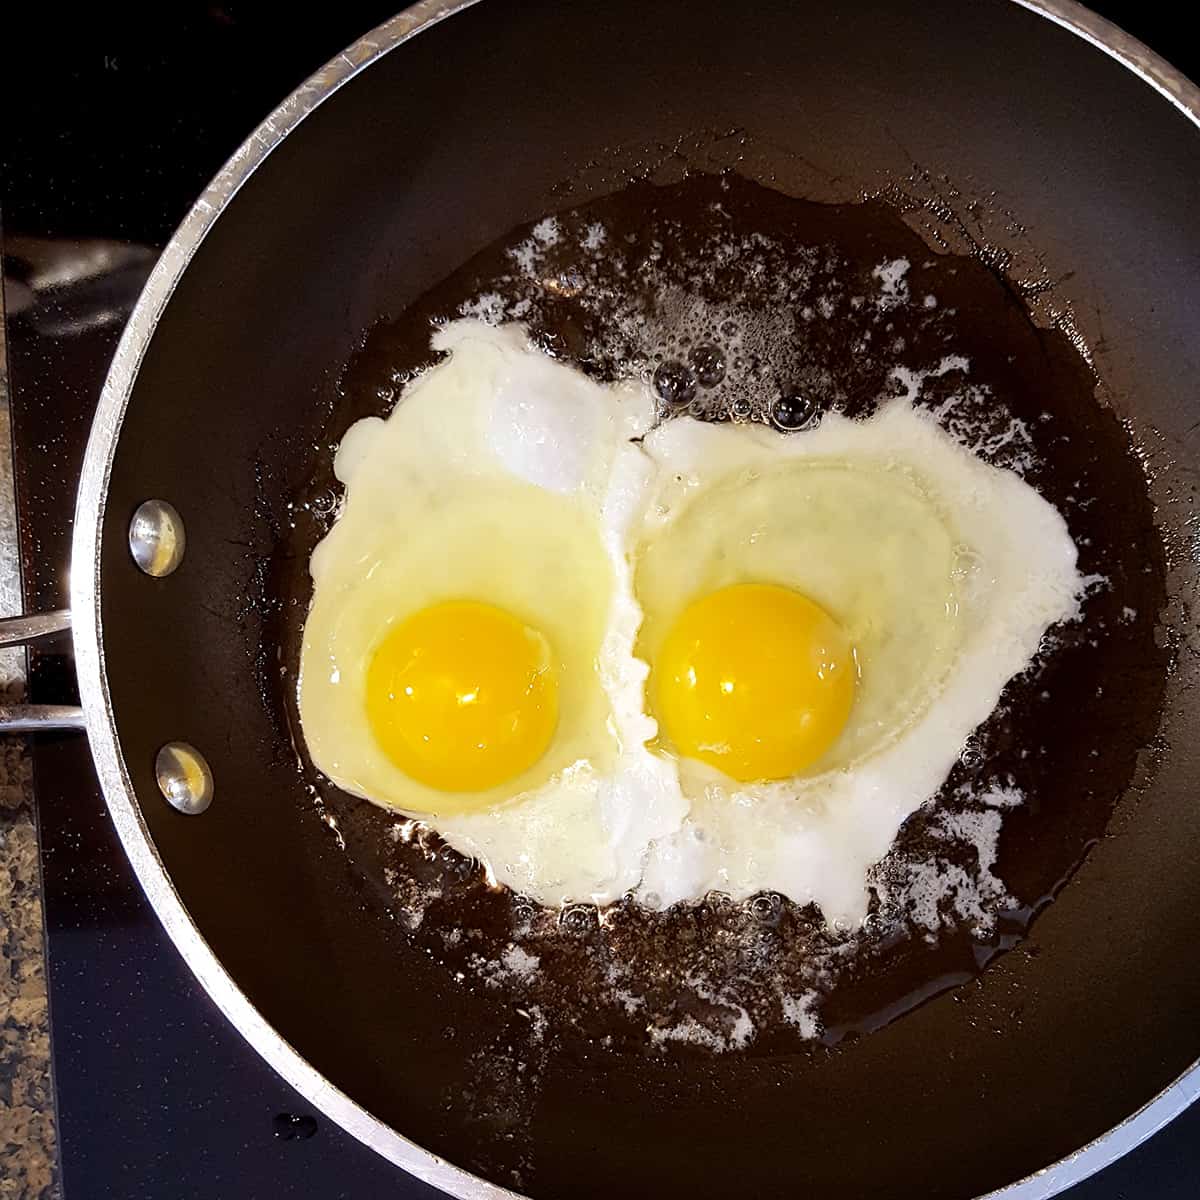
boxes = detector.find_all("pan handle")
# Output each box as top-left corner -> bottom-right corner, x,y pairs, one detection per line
0,608 -> 73,647
0,609 -> 86,733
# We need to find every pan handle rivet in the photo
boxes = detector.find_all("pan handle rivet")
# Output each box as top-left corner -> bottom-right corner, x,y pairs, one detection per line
155,741 -> 213,815
129,499 -> 186,577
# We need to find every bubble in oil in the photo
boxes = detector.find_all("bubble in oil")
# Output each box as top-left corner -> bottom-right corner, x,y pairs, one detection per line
771,391 -> 818,431
414,826 -> 440,856
689,343 -> 726,387
653,360 -> 698,406
309,489 -> 337,517
559,904 -> 600,936
440,846 -> 477,881
960,736 -> 985,771
860,911 -> 885,938
749,893 -> 783,925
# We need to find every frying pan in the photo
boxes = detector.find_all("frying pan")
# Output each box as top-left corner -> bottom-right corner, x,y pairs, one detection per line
2,1 -> 1199,1196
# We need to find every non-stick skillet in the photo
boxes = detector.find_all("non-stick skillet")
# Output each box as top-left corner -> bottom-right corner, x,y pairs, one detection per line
2,1 -> 1199,1197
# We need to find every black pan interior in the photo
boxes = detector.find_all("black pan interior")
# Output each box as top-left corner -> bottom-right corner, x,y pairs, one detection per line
94,1 -> 1200,1197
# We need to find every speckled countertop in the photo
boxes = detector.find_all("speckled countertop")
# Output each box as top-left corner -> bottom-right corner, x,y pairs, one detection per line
0,310 -> 58,1199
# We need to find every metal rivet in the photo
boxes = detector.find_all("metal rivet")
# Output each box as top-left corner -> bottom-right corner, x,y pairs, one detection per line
155,742 -> 213,815
129,499 -> 186,577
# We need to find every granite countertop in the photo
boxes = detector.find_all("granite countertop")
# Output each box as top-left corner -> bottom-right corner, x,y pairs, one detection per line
0,310 -> 58,1199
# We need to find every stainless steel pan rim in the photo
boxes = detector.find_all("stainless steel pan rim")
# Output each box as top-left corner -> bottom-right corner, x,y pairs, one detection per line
57,2 -> 1200,1197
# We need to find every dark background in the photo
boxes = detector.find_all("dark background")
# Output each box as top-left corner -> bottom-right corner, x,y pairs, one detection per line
2,3 -> 1198,1198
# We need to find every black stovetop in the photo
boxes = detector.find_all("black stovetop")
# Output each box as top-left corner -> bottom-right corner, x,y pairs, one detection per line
3,5 -> 1199,1198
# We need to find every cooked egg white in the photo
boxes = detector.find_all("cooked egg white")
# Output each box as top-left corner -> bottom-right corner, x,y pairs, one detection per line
298,320 -> 1083,926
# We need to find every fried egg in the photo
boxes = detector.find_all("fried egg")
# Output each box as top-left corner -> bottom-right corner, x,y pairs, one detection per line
299,320 -> 1083,926
633,408 -> 1082,922
298,321 -> 686,903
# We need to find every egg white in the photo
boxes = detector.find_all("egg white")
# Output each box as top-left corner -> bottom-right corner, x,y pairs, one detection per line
299,320 -> 1083,926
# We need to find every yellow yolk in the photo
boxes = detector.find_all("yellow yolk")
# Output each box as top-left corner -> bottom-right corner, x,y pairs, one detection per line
366,600 -> 558,797
653,583 -> 856,781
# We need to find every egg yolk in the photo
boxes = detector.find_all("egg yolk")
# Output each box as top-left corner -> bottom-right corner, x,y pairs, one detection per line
654,583 -> 856,781
366,600 -> 558,794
